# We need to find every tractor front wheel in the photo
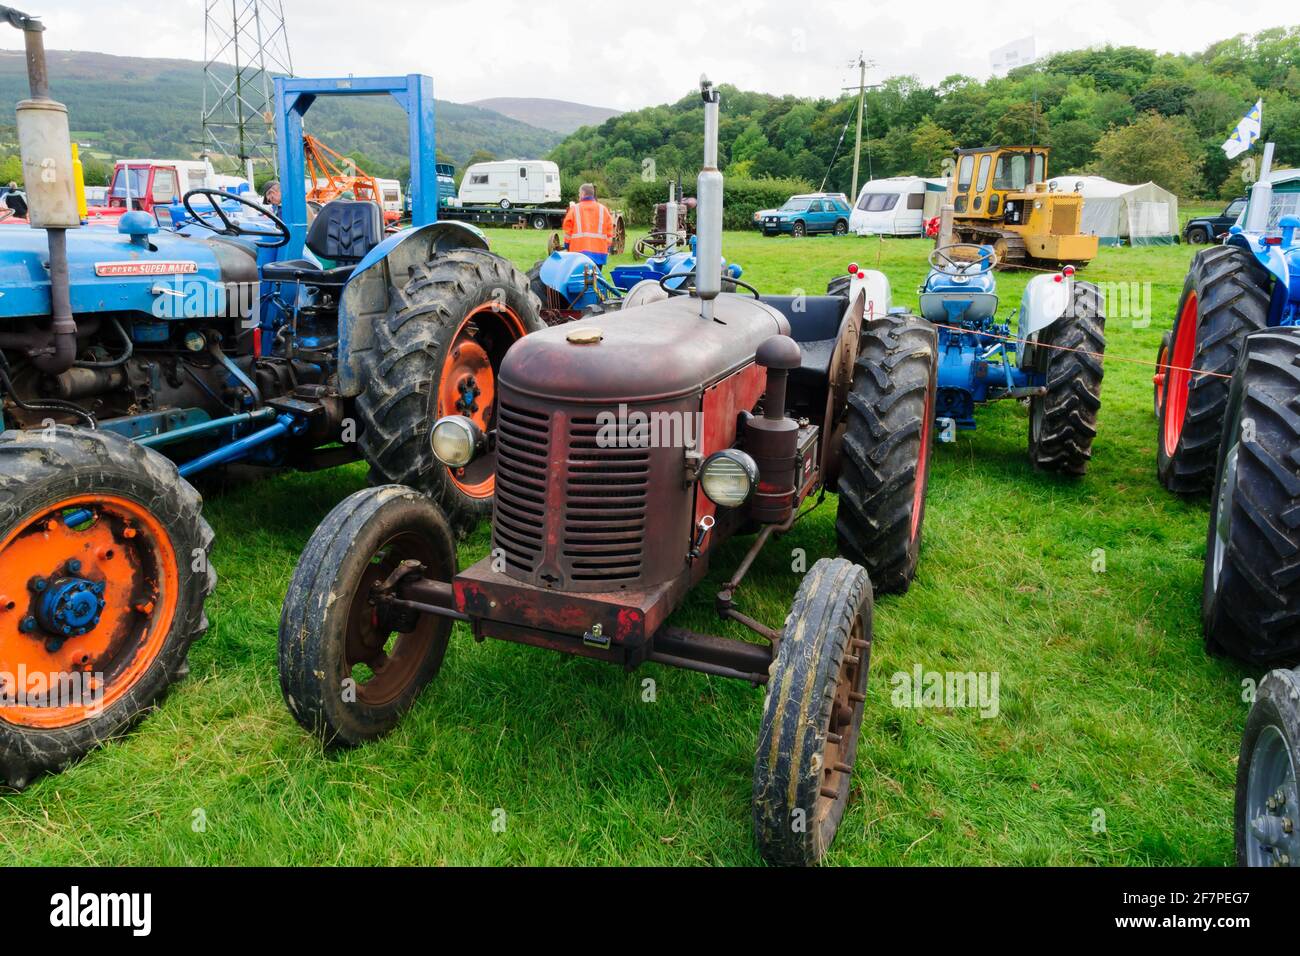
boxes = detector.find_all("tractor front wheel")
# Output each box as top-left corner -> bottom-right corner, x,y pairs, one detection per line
0,427 -> 214,788
354,248 -> 544,538
1203,328 -> 1300,666
1027,280 -> 1106,475
1157,246 -> 1270,494
279,486 -> 457,747
1235,667 -> 1300,866
753,557 -> 872,866
835,311 -> 937,594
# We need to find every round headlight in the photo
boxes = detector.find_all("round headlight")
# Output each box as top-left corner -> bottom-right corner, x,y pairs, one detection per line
430,416 -> 484,468
699,449 -> 759,508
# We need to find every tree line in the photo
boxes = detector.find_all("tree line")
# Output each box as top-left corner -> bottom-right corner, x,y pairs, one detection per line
549,27 -> 1300,201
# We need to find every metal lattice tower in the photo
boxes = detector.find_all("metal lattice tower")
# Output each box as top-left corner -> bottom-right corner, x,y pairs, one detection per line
201,0 -> 293,182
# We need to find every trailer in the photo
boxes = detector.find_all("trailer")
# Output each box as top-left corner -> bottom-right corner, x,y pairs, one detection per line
438,202 -> 568,230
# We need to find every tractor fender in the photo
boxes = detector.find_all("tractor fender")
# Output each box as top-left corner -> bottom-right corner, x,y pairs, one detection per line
1015,272 -> 1074,362
337,221 -> 491,397
849,268 -> 891,318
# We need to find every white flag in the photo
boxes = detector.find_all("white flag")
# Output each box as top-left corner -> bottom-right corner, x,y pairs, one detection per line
990,37 -> 1037,76
1222,100 -> 1263,159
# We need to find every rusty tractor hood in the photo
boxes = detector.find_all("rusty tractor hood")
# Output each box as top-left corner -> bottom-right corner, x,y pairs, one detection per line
500,293 -> 792,403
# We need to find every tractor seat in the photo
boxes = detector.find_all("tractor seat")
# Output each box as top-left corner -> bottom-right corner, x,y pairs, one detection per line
263,199 -> 384,287
759,295 -> 847,378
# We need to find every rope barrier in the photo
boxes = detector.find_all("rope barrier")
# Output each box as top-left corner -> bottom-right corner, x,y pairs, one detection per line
926,320 -> 1233,380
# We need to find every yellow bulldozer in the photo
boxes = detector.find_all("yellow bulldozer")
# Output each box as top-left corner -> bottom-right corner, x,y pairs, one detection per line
947,145 -> 1098,269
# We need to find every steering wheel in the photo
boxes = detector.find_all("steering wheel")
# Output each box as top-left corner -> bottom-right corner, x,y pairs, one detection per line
928,243 -> 997,275
657,270 -> 760,299
183,188 -> 291,248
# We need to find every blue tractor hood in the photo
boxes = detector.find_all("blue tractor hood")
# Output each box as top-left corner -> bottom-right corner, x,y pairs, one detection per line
0,221 -> 255,321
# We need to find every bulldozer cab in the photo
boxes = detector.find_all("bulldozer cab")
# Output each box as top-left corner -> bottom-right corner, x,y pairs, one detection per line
951,146 -> 1048,220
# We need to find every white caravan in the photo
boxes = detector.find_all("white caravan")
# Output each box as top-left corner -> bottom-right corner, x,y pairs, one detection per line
849,176 -> 947,236
456,160 -> 561,208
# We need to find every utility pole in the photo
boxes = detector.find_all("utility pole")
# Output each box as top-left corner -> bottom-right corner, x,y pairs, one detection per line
842,55 -> 879,200
202,0 -> 293,182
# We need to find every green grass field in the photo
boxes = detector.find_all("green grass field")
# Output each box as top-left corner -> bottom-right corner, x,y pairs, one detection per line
0,230 -> 1247,866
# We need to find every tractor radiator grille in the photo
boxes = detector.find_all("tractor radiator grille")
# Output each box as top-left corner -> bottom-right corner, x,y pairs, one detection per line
562,416 -> 649,582
1051,200 -> 1079,236
492,400 -> 550,572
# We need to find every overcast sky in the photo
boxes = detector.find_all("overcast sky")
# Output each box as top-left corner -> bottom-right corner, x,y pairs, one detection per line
33,0 -> 1300,111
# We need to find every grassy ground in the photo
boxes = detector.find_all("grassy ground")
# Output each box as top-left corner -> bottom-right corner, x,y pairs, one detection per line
0,229 -> 1247,866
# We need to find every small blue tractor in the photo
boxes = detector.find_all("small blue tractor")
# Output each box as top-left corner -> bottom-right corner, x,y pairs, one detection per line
0,8 -> 542,787
526,238 -> 743,321
885,243 -> 1106,473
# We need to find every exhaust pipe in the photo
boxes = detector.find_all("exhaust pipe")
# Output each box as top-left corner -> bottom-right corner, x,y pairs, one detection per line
695,76 -> 723,321
4,6 -> 77,375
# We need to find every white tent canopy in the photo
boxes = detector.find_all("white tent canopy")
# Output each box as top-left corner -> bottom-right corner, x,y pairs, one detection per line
1045,175 -> 1180,245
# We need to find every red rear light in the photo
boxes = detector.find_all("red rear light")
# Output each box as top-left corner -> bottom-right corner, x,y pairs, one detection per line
856,271 -> 866,279
1053,274 -> 1063,283
1265,236 -> 1283,245
847,262 -> 859,274
1062,265 -> 1076,277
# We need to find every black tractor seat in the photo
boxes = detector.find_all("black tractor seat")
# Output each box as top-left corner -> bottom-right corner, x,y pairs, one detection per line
759,294 -> 847,379
263,199 -> 383,287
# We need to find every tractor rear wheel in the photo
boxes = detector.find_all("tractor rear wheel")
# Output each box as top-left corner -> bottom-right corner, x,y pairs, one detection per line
1203,329 -> 1300,666
1236,667 -> 1300,867
279,486 -> 456,747
1157,246 -> 1270,494
354,248 -> 544,538
1027,280 -> 1106,475
0,426 -> 214,789
835,311 -> 937,594
754,557 -> 872,867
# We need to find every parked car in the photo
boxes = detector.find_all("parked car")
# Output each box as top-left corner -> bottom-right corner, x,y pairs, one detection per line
1184,196 -> 1246,244
756,193 -> 852,237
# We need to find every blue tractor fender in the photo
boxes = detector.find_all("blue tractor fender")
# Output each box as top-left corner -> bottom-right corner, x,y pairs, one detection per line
336,220 -> 490,397
1015,272 -> 1076,363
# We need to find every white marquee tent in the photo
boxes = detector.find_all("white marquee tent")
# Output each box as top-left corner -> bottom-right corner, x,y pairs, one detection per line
1045,175 -> 1180,246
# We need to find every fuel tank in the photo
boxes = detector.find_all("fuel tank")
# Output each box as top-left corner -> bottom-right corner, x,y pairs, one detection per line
0,222 -> 257,321
498,292 -> 791,404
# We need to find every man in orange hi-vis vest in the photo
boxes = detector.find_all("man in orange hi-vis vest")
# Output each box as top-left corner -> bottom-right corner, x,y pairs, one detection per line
562,183 -> 616,267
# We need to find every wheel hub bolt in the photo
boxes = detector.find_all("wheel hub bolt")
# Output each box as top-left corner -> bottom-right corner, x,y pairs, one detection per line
19,616 -> 36,634
28,576 -> 47,593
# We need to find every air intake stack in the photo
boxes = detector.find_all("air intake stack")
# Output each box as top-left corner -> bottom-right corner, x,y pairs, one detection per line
695,76 -> 723,321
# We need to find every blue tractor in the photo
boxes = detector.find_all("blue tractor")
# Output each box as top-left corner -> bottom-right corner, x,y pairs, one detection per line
905,243 -> 1106,473
1192,144 -> 1300,668
0,11 -> 542,788
526,238 -> 744,320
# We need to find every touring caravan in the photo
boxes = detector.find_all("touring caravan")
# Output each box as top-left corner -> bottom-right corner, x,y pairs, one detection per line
849,176 -> 947,236
456,159 -> 561,208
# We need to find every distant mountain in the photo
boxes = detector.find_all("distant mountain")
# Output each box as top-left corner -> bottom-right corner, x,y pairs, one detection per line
0,49 -> 563,177
468,97 -> 620,134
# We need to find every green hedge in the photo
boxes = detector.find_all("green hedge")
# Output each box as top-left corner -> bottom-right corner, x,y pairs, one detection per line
623,176 -> 813,230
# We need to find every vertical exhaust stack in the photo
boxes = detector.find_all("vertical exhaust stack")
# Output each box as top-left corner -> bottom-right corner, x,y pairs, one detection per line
5,5 -> 78,374
1245,142 -> 1275,235
695,76 -> 723,321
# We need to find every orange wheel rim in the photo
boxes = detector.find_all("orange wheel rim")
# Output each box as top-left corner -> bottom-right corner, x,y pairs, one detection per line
437,301 -> 527,499
0,494 -> 178,728
1163,291 -> 1197,458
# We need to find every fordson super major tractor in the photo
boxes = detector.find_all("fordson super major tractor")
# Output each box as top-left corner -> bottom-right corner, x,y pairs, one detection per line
830,244 -> 1105,473
0,9 -> 541,788
278,79 -> 940,866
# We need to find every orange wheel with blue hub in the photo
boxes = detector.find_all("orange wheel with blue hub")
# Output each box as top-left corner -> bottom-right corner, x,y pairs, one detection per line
0,426 -> 214,788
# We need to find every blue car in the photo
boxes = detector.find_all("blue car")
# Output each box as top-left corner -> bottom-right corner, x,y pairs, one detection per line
757,193 -> 851,237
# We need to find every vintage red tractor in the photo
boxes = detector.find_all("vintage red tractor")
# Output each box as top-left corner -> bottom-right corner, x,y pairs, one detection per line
278,79 -> 939,865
